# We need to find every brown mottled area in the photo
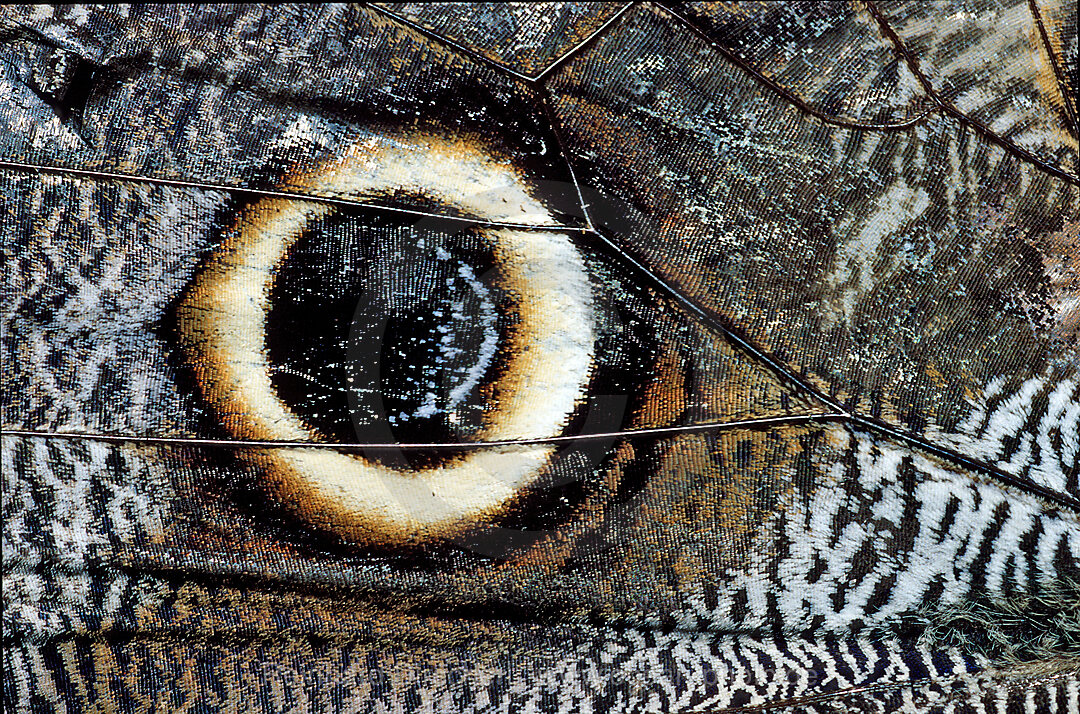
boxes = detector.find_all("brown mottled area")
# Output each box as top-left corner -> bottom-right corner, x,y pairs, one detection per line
547,3 -> 1077,441
1036,0 -> 1077,110
872,0 -> 1078,176
612,429 -> 803,595
672,0 -> 931,124
135,582 -> 518,653
112,428 -> 813,633
374,2 -> 630,76
640,292 -> 827,426
1045,217 -> 1080,358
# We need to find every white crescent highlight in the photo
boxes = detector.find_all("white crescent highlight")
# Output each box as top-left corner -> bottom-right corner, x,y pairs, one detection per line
178,133 -> 596,547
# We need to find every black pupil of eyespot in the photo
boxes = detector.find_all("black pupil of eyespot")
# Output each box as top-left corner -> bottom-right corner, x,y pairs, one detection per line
265,210 -> 509,448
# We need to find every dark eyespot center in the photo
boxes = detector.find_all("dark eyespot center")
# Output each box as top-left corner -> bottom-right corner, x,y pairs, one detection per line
266,210 -> 511,453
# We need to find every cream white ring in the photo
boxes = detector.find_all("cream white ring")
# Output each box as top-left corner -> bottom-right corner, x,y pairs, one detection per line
178,134 -> 595,546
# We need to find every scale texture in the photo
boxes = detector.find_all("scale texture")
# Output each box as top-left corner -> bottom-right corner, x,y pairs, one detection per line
2,2 -> 1078,713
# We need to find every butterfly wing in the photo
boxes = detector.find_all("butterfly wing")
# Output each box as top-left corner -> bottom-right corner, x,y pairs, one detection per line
2,3 -> 1077,712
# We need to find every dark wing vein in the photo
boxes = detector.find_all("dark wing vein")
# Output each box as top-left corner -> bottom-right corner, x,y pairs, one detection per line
0,159 -> 586,232
654,2 -> 942,131
0,414 -> 847,450
1027,0 -> 1079,135
862,0 -> 1079,185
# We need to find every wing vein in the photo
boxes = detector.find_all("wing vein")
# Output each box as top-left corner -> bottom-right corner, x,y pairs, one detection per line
0,159 -> 585,232
1027,0 -> 1079,136
654,3 -> 941,132
862,0 -> 1079,185
0,415 -> 848,451
361,3 -> 536,83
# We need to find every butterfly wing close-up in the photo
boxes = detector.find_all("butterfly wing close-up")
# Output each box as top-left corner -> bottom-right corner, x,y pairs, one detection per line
2,2 -> 1078,713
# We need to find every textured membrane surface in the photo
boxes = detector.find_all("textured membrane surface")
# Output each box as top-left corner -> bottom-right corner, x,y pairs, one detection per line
2,3 -> 1078,713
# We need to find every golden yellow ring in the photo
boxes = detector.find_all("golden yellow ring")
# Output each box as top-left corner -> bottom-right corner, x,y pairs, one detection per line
178,133 -> 596,547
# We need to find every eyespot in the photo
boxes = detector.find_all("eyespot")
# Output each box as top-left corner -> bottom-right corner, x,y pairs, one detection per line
176,133 -> 597,548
